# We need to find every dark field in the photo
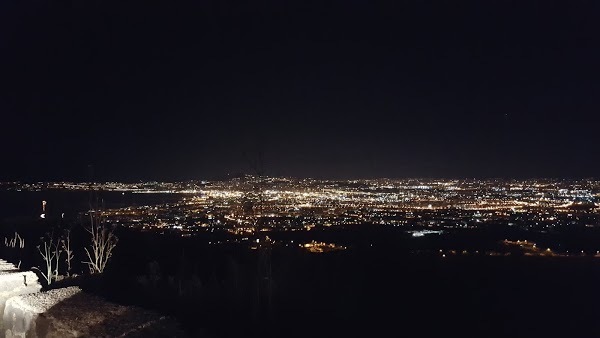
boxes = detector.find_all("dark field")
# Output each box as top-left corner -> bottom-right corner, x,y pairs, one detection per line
2,198 -> 600,337
102,230 -> 600,338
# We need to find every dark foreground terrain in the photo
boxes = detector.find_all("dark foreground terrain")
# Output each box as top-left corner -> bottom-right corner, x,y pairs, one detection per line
3,218 -> 600,338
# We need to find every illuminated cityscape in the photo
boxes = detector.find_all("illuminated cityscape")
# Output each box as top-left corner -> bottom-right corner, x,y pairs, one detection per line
2,177 -> 598,255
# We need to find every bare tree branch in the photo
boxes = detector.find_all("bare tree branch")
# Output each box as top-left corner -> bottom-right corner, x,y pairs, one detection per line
83,213 -> 118,274
61,229 -> 74,276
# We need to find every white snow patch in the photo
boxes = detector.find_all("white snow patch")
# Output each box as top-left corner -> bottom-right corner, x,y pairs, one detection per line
7,286 -> 81,314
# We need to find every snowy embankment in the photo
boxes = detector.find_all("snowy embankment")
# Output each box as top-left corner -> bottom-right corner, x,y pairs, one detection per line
0,259 -> 42,337
5,286 -> 80,314
0,260 -> 41,299
5,285 -> 190,337
0,259 -> 189,337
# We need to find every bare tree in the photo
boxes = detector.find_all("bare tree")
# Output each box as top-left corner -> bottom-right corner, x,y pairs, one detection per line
83,214 -> 118,274
53,239 -> 62,279
6,232 -> 25,269
36,235 -> 60,285
6,232 -> 25,249
18,233 -> 25,249
61,229 -> 74,276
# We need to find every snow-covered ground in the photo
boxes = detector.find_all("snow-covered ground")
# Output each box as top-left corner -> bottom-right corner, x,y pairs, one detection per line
0,260 -> 40,299
5,286 -> 80,314
5,287 -> 189,337
0,259 -> 42,337
0,259 -> 190,337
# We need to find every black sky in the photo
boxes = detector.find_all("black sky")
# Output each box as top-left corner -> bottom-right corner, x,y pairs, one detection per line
1,0 -> 599,181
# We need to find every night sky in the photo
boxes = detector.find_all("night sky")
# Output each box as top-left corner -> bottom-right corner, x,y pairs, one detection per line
1,1 -> 599,181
